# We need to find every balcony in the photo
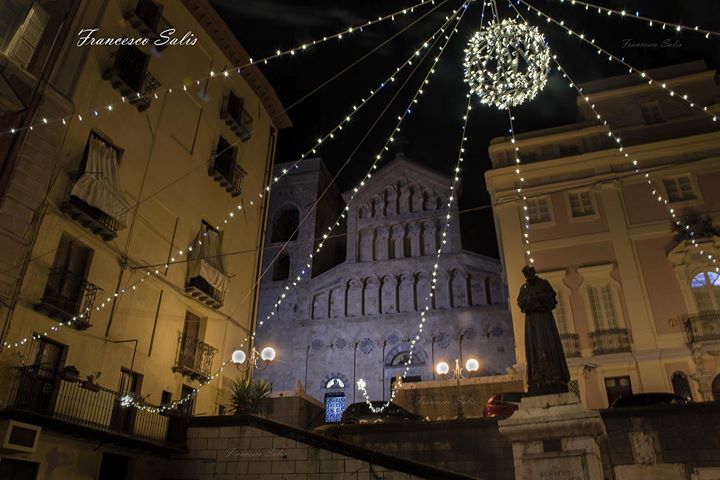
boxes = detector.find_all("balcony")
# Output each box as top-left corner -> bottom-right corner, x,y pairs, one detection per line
34,267 -> 101,330
124,0 -> 173,45
3,365 -> 185,451
589,328 -> 631,355
185,276 -> 224,309
685,312 -> 720,344
173,336 -> 217,382
209,149 -> 246,197
102,46 -> 160,112
560,333 -> 581,358
61,194 -> 120,241
220,92 -> 253,141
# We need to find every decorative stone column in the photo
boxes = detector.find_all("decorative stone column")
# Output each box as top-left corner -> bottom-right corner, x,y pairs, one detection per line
499,393 -> 607,480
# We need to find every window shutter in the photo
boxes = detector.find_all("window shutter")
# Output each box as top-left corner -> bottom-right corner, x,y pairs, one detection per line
601,285 -> 618,327
5,2 -> 48,68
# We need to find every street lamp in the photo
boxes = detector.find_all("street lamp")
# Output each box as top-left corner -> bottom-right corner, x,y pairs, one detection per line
436,357 -> 480,419
232,346 -> 276,371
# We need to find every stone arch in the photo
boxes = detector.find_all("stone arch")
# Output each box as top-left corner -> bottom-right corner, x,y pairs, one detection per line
358,204 -> 370,220
371,194 -> 384,218
322,372 -> 349,390
380,275 -> 397,314
312,291 -> 328,319
346,278 -> 363,317
433,269 -> 451,309
363,277 -> 380,316
422,189 -> 436,211
374,226 -> 389,260
671,371 -> 692,400
390,224 -> 404,260
384,343 -> 428,367
398,273 -> 415,312
713,374 -> 720,401
410,185 -> 424,212
330,285 -> 345,318
415,272 -> 432,311
272,207 -> 299,243
407,223 -> 421,257
450,269 -> 469,307
385,186 -> 397,216
358,228 -> 374,262
398,179 -> 411,214
421,221 -> 436,256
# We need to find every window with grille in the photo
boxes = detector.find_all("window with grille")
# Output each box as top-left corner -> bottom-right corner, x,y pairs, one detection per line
526,197 -> 552,224
568,191 -> 595,218
324,393 -> 345,423
691,271 -> 720,312
587,284 -> 619,329
640,103 -> 664,125
663,176 -> 697,203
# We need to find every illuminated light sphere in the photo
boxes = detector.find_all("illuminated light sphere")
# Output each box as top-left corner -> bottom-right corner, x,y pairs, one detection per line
463,18 -> 551,109
260,347 -> 276,362
466,358 -> 480,372
435,361 -> 450,376
231,349 -> 247,364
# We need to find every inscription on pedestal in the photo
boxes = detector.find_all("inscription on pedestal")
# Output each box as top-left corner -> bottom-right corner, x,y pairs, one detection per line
531,455 -> 586,480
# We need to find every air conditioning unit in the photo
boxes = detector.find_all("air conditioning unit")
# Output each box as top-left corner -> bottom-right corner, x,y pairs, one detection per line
0,420 -> 41,453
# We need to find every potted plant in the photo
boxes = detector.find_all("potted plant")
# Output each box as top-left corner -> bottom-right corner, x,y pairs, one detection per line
59,365 -> 81,383
81,372 -> 102,392
229,378 -> 273,415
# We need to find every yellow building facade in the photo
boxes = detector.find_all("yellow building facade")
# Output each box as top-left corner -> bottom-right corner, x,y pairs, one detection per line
0,0 -> 288,477
486,61 -> 720,409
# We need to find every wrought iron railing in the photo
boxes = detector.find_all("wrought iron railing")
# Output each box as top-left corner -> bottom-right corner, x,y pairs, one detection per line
102,46 -> 160,112
559,333 -> 581,357
221,92 -> 253,141
35,267 -> 101,329
209,150 -> 246,197
62,194 -> 120,241
5,365 -> 180,445
589,328 -> 631,355
173,335 -> 217,381
685,312 -> 720,343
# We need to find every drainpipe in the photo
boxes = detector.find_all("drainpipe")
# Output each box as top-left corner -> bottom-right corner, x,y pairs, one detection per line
304,344 -> 309,390
353,342 -> 358,403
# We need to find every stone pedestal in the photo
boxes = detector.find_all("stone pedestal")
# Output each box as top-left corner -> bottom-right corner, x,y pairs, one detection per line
499,393 -> 607,480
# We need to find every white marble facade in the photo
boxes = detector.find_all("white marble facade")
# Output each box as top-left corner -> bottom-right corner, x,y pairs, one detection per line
255,156 -> 515,404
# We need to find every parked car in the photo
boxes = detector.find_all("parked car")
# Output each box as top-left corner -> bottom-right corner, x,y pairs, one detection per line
609,393 -> 690,408
483,392 -> 527,418
341,401 -> 426,425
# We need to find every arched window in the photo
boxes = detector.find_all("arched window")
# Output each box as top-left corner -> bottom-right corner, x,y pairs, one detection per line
690,271 -> 720,312
272,255 -> 290,281
671,371 -> 692,400
713,374 -> 720,401
325,377 -> 345,389
389,350 -> 425,366
272,208 -> 299,243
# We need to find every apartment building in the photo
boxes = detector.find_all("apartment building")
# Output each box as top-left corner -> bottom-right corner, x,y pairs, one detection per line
0,0 -> 289,477
485,61 -> 720,408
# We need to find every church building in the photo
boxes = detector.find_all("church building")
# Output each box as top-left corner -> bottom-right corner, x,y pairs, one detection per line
254,155 -> 514,417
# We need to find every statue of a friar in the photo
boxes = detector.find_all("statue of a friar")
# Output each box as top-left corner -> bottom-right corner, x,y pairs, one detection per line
517,265 -> 570,396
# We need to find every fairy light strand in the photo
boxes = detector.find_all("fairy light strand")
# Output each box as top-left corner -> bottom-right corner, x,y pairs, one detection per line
0,2 -> 467,353
0,0 -> 441,138
504,1 -> 718,270
517,0 -> 720,125
545,0 -> 720,39
253,1 -> 472,354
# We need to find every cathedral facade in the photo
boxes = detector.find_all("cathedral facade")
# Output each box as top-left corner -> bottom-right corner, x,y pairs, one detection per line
254,156 -> 514,412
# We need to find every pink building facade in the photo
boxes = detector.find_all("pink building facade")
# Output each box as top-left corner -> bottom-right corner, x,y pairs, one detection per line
485,61 -> 720,408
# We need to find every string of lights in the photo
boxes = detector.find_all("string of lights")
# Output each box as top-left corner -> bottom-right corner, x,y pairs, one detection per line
517,0 -> 719,125
251,1 -> 472,350
0,0 -> 441,138
506,108 -> 534,265
358,95 -> 474,413
546,0 -> 720,39
505,1 -> 718,271
0,1 -> 467,353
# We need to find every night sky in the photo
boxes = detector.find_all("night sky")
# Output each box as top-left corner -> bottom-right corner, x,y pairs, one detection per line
210,0 -> 719,258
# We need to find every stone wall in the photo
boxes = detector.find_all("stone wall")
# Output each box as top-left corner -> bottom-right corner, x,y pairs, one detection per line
168,415 -> 475,480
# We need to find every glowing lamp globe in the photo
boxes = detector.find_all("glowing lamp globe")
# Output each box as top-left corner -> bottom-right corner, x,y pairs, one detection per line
466,358 -> 480,372
231,349 -> 246,364
435,362 -> 450,376
464,18 -> 551,109
260,347 -> 276,362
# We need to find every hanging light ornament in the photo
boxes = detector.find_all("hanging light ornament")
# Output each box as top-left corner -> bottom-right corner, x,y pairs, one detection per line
464,18 -> 551,109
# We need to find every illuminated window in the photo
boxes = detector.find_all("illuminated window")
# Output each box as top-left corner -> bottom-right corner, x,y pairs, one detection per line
690,271 -> 720,312
663,176 -> 697,203
325,378 -> 345,389
324,394 -> 345,423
